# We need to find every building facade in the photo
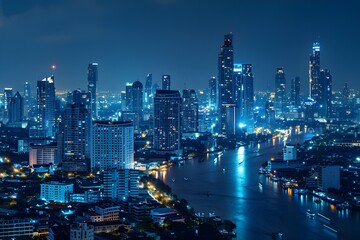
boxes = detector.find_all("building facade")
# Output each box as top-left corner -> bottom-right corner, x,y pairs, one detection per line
91,121 -> 134,171
40,181 -> 73,203
87,63 -> 98,119
153,90 -> 181,151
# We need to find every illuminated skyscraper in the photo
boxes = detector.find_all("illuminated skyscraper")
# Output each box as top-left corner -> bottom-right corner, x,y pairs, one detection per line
309,42 -> 320,100
218,33 -> 235,135
208,77 -> 217,110
87,63 -> 98,119
23,82 -> 32,120
132,81 -> 143,117
63,102 -> 91,161
125,82 -> 133,111
37,76 -> 55,137
242,64 -> 254,131
91,121 -> 134,171
319,69 -> 332,118
144,73 -> 153,108
290,77 -> 300,106
153,90 -> 181,151
182,89 -> 198,133
9,92 -> 23,124
162,75 -> 171,90
275,67 -> 286,116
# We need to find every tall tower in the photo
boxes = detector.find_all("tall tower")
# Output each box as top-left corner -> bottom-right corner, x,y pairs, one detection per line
290,77 -> 300,106
91,121 -> 134,171
319,69 -> 332,118
275,67 -> 286,116
144,73 -> 153,108
63,103 -> 91,161
153,90 -> 181,151
218,33 -> 235,135
309,42 -> 321,99
125,82 -> 133,111
162,75 -> 171,90
182,89 -> 198,133
9,92 -> 23,124
23,82 -> 31,120
242,64 -> 254,131
208,77 -> 217,110
132,81 -> 143,118
37,76 -> 55,137
87,63 -> 98,119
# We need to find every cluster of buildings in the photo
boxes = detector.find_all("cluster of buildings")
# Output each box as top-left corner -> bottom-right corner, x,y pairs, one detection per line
0,33 -> 360,238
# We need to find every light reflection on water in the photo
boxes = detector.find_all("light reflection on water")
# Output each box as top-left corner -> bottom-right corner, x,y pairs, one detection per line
158,132 -> 360,239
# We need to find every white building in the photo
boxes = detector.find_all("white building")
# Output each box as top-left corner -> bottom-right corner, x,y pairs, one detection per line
91,121 -> 134,171
70,223 -> 94,240
318,165 -> 340,190
29,144 -> 58,166
40,181 -> 73,203
283,145 -> 297,161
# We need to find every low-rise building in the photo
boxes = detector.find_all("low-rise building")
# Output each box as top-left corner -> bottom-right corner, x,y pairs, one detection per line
0,218 -> 34,239
70,222 -> 94,240
40,181 -> 73,203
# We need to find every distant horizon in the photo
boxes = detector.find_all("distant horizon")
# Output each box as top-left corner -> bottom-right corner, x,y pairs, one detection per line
0,0 -> 359,94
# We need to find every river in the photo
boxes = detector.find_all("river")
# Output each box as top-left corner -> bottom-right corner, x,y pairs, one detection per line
157,132 -> 360,240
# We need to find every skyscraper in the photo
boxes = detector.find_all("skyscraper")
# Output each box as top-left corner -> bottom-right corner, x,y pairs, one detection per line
319,69 -> 332,118
37,76 -> 55,137
91,121 -> 134,171
290,77 -> 300,106
144,73 -> 153,108
125,82 -> 133,111
132,81 -> 143,118
23,82 -> 31,120
87,63 -> 98,119
162,75 -> 171,90
153,90 -> 181,151
3,88 -> 13,123
242,64 -> 254,131
309,42 -> 321,100
103,169 -> 139,200
218,33 -> 235,135
342,82 -> 350,107
275,67 -> 286,116
182,89 -> 198,133
63,103 -> 91,161
72,89 -> 91,109
208,77 -> 217,110
9,92 -> 23,124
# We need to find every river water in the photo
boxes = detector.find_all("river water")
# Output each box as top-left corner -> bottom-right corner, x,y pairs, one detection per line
157,132 -> 360,240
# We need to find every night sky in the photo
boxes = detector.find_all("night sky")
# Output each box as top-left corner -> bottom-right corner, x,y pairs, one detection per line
0,0 -> 359,93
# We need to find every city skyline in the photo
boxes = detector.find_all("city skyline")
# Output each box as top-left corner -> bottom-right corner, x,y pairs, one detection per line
0,0 -> 359,92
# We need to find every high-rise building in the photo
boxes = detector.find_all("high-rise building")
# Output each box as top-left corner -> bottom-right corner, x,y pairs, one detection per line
3,88 -> 13,110
37,76 -> 56,137
290,77 -> 300,106
72,90 -> 91,109
265,98 -> 275,124
242,64 -> 254,131
9,92 -> 23,124
63,103 -> 91,161
29,144 -> 58,166
162,75 -> 171,90
144,73 -> 153,107
91,121 -> 134,171
153,90 -> 181,151
87,63 -> 98,119
275,67 -> 286,116
125,82 -> 133,111
218,33 -> 235,135
342,82 -> 350,107
309,42 -> 321,100
23,82 -> 31,119
318,165 -> 340,190
208,77 -> 217,110
132,81 -> 143,118
103,169 -> 139,200
319,69 -> 332,118
182,89 -> 198,133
